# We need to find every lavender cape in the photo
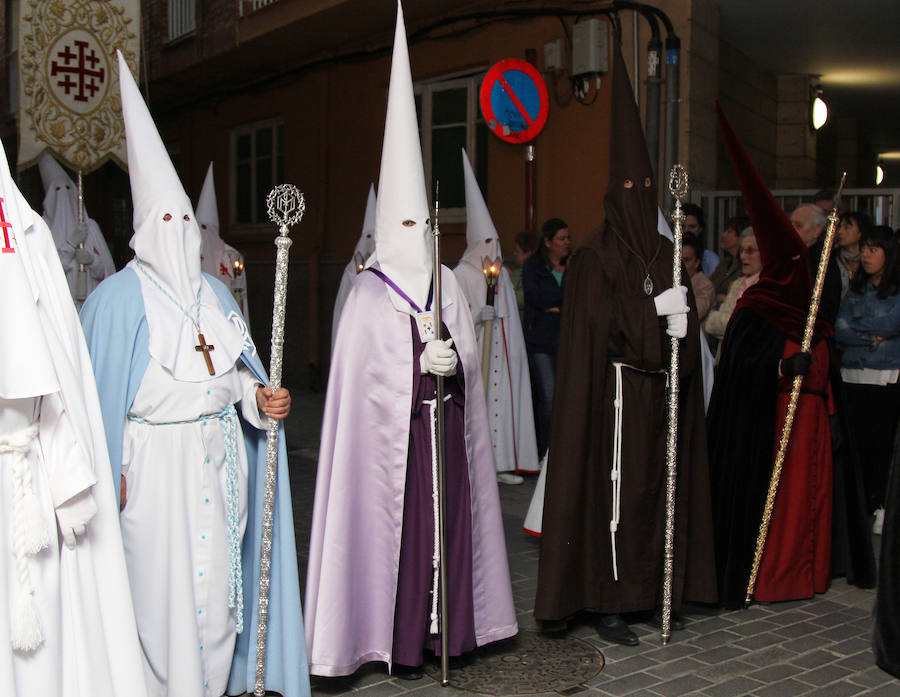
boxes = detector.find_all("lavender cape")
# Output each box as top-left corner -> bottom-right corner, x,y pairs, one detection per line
305,266 -> 518,677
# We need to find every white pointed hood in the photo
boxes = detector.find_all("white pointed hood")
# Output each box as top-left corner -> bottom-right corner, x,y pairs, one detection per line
38,152 -> 83,249
197,162 -> 220,237
460,148 -> 501,269
118,51 -> 243,381
0,141 -> 58,398
369,1 -> 433,312
351,183 -> 377,267
197,162 -> 225,277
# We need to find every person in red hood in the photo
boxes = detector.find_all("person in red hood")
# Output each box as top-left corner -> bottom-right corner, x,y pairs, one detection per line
707,104 -> 875,610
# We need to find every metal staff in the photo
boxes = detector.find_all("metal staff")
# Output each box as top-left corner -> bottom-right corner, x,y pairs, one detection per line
432,184 -> 451,686
661,164 -> 688,644
74,170 -> 89,305
254,184 -> 305,697
480,256 -> 501,390
745,173 -> 847,605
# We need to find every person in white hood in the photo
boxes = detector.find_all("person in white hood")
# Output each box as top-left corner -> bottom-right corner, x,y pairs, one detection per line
79,52 -> 308,697
1,140 -> 147,697
305,2 -> 516,679
454,149 -> 539,485
38,153 -> 116,307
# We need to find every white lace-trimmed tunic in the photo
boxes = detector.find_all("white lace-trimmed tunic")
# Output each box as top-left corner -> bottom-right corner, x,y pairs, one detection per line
0,396 -> 60,695
120,359 -> 264,697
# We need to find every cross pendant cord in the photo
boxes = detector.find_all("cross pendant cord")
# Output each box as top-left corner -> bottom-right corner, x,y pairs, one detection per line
135,260 -> 216,375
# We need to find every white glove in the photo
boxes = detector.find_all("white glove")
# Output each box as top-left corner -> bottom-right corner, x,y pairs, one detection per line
55,489 -> 98,549
420,338 -> 458,376
665,313 -> 688,338
476,305 -> 496,323
74,247 -> 94,265
653,286 -> 689,316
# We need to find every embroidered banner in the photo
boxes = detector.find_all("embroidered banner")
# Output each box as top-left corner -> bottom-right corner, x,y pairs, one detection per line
17,0 -> 140,172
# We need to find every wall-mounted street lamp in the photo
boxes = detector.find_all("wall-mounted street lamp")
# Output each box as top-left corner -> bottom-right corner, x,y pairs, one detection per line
810,84 -> 828,131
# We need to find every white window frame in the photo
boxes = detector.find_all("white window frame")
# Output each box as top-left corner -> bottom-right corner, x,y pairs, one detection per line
415,69 -> 486,224
167,0 -> 197,42
229,117 -> 284,229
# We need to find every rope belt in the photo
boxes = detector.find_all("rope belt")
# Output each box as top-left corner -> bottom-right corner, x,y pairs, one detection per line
1,424 -> 49,651
128,403 -> 244,633
423,392 -> 452,635
609,362 -> 667,582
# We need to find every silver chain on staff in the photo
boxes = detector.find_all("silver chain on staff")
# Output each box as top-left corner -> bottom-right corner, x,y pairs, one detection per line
661,164 -> 688,645
255,184 -> 305,697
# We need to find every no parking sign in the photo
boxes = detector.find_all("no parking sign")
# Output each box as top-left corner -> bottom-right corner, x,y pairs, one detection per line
480,59 -> 549,144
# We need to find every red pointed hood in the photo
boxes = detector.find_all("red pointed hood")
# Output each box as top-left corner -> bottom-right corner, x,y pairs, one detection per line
716,102 -> 832,342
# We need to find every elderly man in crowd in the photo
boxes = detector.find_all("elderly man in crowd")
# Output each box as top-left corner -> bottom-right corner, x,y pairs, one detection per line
790,203 -> 842,323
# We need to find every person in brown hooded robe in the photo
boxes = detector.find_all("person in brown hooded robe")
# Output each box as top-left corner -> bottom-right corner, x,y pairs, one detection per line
533,45 -> 718,647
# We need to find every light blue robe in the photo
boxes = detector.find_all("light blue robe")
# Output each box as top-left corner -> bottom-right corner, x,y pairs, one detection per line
80,267 -> 310,697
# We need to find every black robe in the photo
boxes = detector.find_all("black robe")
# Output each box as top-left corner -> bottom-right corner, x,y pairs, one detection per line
874,418 -> 900,677
534,227 -> 718,621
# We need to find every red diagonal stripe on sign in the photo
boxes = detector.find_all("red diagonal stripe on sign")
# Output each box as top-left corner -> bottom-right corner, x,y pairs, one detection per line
497,73 -> 534,126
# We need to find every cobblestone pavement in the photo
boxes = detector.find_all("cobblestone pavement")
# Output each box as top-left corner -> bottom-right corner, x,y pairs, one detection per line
280,389 -> 897,697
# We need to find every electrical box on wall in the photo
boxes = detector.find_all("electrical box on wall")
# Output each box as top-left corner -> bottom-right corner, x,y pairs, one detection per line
543,38 -> 564,74
572,18 -> 609,77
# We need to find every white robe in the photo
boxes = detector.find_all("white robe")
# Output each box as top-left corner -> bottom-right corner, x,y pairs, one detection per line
1,397 -> 63,696
121,359 -> 264,697
49,217 -> 116,305
454,264 -> 539,473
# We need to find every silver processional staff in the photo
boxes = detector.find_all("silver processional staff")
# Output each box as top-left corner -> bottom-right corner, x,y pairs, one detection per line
255,184 -> 305,696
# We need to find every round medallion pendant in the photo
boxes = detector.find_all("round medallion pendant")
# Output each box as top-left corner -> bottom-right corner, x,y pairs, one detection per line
643,275 -> 654,295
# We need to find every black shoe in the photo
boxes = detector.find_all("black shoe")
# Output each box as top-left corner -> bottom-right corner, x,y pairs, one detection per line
651,608 -> 686,631
393,663 -> 423,681
594,613 -> 639,646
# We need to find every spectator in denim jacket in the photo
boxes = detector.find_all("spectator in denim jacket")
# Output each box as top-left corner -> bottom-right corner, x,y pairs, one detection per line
836,224 -> 900,531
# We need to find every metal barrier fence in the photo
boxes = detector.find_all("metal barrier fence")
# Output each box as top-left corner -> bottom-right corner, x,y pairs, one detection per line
691,188 -> 900,253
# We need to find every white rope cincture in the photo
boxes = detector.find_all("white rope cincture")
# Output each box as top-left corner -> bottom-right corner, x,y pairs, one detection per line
608,362 -> 668,582
424,392 -> 452,635
610,363 -> 624,582
2,424 -> 47,651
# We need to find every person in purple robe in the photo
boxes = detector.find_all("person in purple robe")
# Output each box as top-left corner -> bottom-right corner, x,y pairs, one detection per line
303,1 -> 517,681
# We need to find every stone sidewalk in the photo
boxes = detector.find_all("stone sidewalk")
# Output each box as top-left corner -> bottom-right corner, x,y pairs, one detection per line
282,389 -> 897,697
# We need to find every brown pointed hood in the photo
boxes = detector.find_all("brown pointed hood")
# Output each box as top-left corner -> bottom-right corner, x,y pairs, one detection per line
603,44 -> 659,260
717,102 -> 832,342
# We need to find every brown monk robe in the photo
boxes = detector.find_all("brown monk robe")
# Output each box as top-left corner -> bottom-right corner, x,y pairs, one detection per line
534,44 -> 717,644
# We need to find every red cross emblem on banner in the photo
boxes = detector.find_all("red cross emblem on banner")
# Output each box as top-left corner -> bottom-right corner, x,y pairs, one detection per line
0,197 -> 16,253
51,40 -> 105,103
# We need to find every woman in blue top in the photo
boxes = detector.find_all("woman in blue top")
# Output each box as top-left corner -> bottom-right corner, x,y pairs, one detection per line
835,224 -> 900,531
522,218 -> 571,459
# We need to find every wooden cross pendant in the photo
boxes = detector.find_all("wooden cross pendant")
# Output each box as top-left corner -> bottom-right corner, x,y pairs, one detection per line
195,333 -> 216,375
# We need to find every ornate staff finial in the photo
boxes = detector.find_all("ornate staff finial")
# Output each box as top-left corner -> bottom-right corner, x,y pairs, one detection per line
266,184 -> 305,235
668,164 -> 689,204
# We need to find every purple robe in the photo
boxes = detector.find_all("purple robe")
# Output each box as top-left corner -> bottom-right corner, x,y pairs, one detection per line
392,317 -> 475,666
305,266 -> 517,677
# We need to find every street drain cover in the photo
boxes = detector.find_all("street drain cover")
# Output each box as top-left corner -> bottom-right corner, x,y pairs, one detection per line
423,630 -> 604,695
